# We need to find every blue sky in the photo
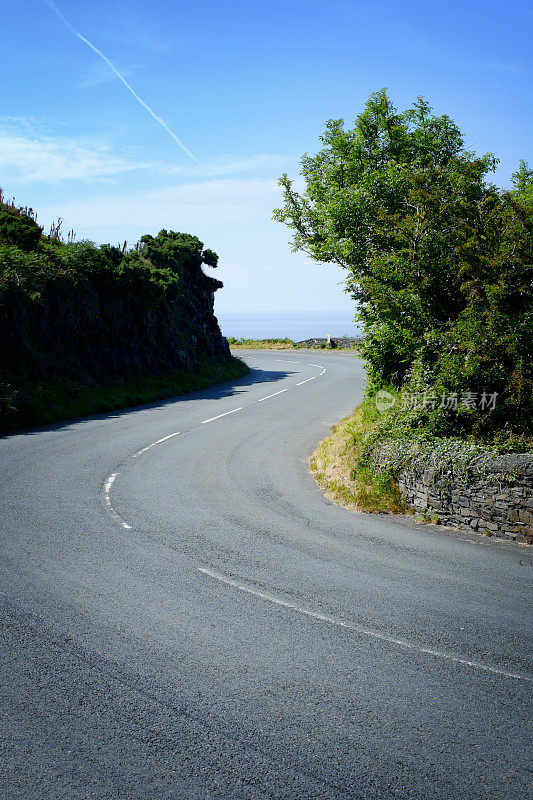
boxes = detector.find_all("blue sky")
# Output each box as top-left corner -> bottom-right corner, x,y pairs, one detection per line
2,0 -> 531,316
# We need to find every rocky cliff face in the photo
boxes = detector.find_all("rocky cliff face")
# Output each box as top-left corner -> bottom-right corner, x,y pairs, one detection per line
0,221 -> 231,395
2,272 -> 229,388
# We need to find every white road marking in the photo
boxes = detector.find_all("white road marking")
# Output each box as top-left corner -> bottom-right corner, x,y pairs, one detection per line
104,473 -> 118,494
103,472 -> 132,530
258,389 -> 288,402
198,567 -> 532,683
103,355 -> 328,528
201,407 -> 243,424
133,431 -> 180,458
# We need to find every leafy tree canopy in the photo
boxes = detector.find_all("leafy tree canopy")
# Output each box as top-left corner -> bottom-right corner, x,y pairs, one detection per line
0,204 -> 43,251
274,90 -> 532,439
138,230 -> 219,274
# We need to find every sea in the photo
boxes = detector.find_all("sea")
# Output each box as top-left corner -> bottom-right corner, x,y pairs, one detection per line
216,312 -> 360,341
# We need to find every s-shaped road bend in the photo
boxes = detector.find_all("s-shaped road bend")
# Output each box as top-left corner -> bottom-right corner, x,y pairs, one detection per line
1,350 -> 531,800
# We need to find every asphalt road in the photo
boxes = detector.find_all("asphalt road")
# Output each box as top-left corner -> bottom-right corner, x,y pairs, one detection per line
1,350 -> 531,800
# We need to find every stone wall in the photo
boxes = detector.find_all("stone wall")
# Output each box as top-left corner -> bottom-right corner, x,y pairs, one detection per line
372,447 -> 533,543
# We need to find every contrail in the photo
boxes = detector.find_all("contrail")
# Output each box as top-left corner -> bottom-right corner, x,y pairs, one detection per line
44,0 -> 200,163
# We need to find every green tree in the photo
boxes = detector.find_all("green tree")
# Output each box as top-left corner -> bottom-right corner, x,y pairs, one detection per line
427,191 -> 533,438
274,90 -> 533,438
511,159 -> 533,204
138,231 -> 218,274
0,203 -> 43,251
274,89 -> 497,387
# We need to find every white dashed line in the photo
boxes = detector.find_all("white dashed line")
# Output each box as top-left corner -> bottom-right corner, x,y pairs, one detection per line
258,389 -> 288,402
103,358 -> 327,528
133,431 -> 180,458
103,472 -> 132,529
198,567 -> 532,683
201,407 -> 243,424
104,473 -> 118,494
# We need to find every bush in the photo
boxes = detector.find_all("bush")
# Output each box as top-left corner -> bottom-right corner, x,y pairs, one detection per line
0,204 -> 42,251
0,195 -> 236,431
275,90 -> 533,441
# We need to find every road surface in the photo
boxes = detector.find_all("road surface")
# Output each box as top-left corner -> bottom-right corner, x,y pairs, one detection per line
1,350 -> 531,799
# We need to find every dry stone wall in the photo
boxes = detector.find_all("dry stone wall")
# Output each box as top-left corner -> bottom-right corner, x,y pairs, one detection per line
372,446 -> 533,543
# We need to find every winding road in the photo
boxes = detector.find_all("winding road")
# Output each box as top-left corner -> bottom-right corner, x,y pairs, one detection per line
1,350 -> 531,799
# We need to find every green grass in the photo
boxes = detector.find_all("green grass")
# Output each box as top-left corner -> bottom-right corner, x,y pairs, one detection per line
309,401 -> 405,514
0,356 -> 249,435
228,337 -> 298,349
310,389 -> 532,518
228,337 -> 362,351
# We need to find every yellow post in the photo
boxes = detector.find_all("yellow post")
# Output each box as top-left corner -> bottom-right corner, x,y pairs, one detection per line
327,334 -> 331,346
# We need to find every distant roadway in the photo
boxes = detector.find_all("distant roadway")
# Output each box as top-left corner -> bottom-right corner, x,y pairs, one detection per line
1,350 -> 531,799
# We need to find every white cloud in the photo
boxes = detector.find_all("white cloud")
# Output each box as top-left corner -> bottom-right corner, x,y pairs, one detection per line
37,178 -> 281,232
0,131 -> 151,184
27,169 -> 353,315
167,154 -> 295,179
0,117 -> 294,186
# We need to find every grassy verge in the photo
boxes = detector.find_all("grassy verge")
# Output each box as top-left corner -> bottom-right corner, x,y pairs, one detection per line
228,337 -> 361,352
310,392 -> 532,518
228,338 -> 299,349
0,356 -> 249,435
309,400 -> 405,514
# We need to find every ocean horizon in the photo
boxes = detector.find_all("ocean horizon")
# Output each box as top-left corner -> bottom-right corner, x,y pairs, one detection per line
216,311 -> 360,341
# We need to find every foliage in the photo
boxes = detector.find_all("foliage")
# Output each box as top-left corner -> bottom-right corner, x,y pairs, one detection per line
227,337 -> 299,349
0,203 -> 43,251
512,159 -> 533,204
0,357 -> 248,435
0,195 -> 238,432
311,389 -> 531,517
136,230 -> 222,291
227,337 -> 361,350
274,90 -> 533,440
309,402 -> 404,514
